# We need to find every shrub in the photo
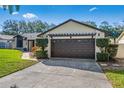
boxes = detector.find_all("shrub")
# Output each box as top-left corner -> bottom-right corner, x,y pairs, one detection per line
36,39 -> 48,51
35,50 -> 47,59
97,53 -> 109,62
107,44 -> 118,59
96,38 -> 109,53
31,46 -> 38,53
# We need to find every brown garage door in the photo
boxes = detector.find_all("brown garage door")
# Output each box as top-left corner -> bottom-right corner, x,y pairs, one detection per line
51,39 -> 95,59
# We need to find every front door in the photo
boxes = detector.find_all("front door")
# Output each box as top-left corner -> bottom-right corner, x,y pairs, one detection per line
28,40 -> 35,51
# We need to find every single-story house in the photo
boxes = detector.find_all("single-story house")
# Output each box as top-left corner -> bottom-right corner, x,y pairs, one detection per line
38,19 -> 106,60
0,34 -> 13,48
116,31 -> 124,58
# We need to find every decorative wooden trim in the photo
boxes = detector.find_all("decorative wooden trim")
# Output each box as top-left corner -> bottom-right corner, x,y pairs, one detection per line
48,33 -> 96,37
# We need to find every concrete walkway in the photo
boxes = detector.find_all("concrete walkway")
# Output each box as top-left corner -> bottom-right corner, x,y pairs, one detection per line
21,52 -> 37,61
0,58 -> 112,88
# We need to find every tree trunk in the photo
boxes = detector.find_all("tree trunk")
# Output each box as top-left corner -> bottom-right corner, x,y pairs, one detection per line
114,38 -> 116,44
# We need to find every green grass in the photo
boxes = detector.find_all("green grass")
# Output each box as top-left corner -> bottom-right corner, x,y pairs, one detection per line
105,70 -> 124,88
0,49 -> 37,78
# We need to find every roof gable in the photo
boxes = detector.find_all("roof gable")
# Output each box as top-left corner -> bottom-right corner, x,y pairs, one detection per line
38,19 -> 106,36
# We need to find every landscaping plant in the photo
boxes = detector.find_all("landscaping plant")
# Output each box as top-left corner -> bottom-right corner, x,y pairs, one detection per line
96,38 -> 118,61
96,38 -> 109,61
107,44 -> 118,60
36,39 -> 48,59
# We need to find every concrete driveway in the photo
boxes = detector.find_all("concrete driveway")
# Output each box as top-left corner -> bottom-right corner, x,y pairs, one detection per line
0,58 -> 112,88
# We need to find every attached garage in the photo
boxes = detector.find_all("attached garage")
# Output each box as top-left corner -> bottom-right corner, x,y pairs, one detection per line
38,19 -> 105,60
51,39 -> 95,59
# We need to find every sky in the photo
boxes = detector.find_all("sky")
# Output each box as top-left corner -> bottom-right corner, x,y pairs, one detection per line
0,5 -> 124,31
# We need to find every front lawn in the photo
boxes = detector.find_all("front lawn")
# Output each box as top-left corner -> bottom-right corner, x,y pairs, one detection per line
105,70 -> 124,88
0,49 -> 37,78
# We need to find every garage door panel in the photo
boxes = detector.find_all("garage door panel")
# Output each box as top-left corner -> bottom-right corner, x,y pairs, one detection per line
51,39 -> 95,59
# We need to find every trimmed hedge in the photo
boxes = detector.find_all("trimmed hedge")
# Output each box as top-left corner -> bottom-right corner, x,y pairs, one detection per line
107,44 -> 118,59
96,38 -> 109,48
97,53 -> 109,62
35,50 -> 47,59
36,39 -> 48,51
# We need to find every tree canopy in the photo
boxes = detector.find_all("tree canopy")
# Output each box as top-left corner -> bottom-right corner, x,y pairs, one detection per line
1,20 -> 55,35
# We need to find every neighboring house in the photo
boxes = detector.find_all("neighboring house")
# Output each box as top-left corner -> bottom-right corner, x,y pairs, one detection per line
0,34 -> 13,48
117,31 -> 124,44
38,19 -> 106,60
116,31 -> 124,58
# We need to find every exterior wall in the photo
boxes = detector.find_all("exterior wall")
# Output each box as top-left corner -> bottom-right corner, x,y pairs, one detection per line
23,39 -> 28,49
12,37 -> 36,51
0,39 -> 13,48
43,21 -> 105,38
116,44 -> 124,58
12,37 -> 17,48
118,35 -> 124,44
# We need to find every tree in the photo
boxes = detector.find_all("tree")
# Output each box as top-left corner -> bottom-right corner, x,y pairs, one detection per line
99,21 -> 113,32
1,20 -> 55,35
2,20 -> 20,35
99,21 -> 118,44
84,21 -> 97,27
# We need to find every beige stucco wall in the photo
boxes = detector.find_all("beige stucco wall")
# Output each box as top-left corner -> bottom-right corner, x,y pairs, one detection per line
23,40 -> 28,49
118,35 -> 124,44
42,21 -> 104,38
11,38 -> 16,48
116,44 -> 124,58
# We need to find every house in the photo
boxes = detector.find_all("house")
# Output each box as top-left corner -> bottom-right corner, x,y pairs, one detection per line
116,31 -> 124,58
38,19 -> 106,60
0,34 -> 13,48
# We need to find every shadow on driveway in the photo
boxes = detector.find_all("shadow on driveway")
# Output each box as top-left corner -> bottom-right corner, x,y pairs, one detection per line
42,58 -> 102,73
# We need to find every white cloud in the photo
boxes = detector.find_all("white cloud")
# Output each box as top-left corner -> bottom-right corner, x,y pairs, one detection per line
89,7 -> 97,12
22,13 -> 38,19
12,12 -> 19,15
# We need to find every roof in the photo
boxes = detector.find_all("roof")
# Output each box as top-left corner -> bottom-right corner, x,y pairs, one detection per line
22,33 -> 40,40
38,19 -> 106,37
0,34 -> 14,40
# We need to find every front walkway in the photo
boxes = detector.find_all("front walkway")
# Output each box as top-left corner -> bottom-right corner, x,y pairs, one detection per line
21,52 -> 37,61
0,58 -> 112,88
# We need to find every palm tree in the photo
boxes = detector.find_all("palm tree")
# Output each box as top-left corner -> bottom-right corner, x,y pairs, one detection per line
1,5 -> 20,14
